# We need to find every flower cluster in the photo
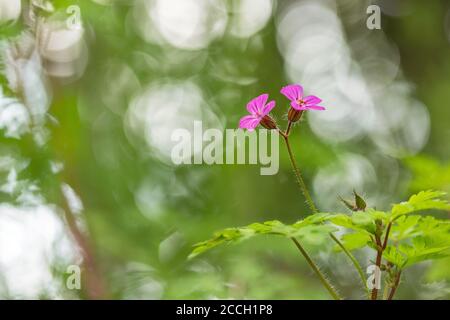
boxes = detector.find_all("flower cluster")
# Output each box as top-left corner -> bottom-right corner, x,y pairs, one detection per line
238,84 -> 325,131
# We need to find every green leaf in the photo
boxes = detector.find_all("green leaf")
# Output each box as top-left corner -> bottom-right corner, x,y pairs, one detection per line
383,246 -> 407,267
418,216 -> 450,237
338,232 -> 371,251
329,212 -> 377,235
189,214 -> 337,259
329,214 -> 366,233
381,213 -> 450,269
389,215 -> 422,242
402,245 -> 450,268
390,190 -> 450,221
294,224 -> 337,245
367,209 -> 389,222
293,212 -> 334,227
391,215 -> 450,242
383,235 -> 450,268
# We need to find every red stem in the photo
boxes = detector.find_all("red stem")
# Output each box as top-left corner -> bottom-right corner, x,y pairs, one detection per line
371,222 -> 393,300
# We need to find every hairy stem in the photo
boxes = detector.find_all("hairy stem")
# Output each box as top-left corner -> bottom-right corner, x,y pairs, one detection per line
282,133 -> 368,294
387,270 -> 402,300
329,233 -> 369,293
291,237 -> 341,300
283,136 -> 318,213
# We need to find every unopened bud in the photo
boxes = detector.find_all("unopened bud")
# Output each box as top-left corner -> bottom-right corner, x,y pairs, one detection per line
353,190 -> 367,211
287,108 -> 303,123
339,196 -> 357,211
260,115 -> 277,130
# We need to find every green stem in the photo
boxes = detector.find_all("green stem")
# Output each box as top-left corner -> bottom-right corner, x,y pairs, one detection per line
291,237 -> 341,300
329,233 -> 369,293
283,136 -> 317,213
282,134 -> 369,295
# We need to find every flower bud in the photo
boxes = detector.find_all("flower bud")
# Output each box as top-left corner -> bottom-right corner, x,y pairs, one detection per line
353,190 -> 367,211
339,196 -> 357,211
288,108 -> 303,123
260,115 -> 277,130
339,191 -> 367,212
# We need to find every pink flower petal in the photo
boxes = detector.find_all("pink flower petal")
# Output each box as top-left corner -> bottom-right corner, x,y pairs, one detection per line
290,101 -> 307,111
303,95 -> 322,106
239,115 -> 256,127
246,93 -> 269,114
281,84 -> 303,101
261,100 -> 276,115
246,120 -> 261,131
239,115 -> 261,130
245,117 -> 262,131
307,105 -> 326,110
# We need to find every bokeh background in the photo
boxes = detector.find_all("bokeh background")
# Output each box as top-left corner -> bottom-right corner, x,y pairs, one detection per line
0,0 -> 449,299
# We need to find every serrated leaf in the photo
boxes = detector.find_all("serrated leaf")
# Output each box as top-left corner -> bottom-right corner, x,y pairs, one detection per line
389,215 -> 422,242
418,216 -> 450,236
390,190 -> 450,221
293,212 -> 334,227
337,232 -> 371,251
329,214 -> 374,235
351,212 -> 372,225
293,224 -> 337,245
332,212 -> 378,234
383,235 -> 450,268
403,246 -> 450,268
390,215 -> 450,243
383,246 -> 407,267
189,214 -> 337,259
367,209 -> 388,221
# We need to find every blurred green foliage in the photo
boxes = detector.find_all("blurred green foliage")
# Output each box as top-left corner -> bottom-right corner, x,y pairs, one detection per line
0,0 -> 449,300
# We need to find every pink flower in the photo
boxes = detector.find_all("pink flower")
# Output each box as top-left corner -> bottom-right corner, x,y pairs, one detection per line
239,93 -> 276,131
280,84 -> 325,111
